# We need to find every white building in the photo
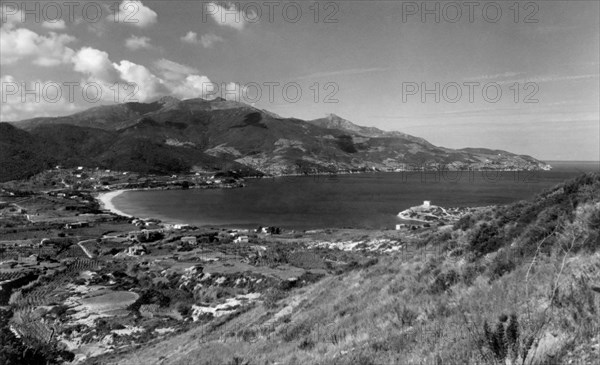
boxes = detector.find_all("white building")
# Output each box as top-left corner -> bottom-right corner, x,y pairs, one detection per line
234,235 -> 249,244
181,236 -> 197,245
423,200 -> 431,208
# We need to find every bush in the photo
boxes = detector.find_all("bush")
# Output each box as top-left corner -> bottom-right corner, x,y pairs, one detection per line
262,288 -> 286,310
298,337 -> 315,350
461,264 -> 484,286
428,269 -> 459,294
176,302 -> 192,317
488,250 -> 517,280
469,223 -> 504,256
482,313 -> 534,364
128,289 -> 171,311
281,321 -> 312,342
393,304 -> 418,327
454,214 -> 475,231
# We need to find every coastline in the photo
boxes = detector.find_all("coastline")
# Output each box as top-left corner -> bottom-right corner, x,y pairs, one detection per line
96,190 -> 134,218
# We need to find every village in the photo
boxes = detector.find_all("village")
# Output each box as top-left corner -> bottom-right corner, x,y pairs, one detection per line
0,166 -> 246,196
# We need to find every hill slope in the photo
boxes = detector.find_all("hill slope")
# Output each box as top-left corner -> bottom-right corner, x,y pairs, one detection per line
95,172 -> 600,365
3,97 -> 551,182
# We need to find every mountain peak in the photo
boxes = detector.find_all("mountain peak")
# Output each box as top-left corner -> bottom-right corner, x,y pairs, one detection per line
156,96 -> 180,104
312,113 -> 363,133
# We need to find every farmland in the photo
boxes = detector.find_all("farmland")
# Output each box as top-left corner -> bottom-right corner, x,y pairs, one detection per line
0,170 -> 388,363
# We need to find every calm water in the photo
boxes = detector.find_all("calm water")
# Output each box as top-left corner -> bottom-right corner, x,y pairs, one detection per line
112,161 -> 599,230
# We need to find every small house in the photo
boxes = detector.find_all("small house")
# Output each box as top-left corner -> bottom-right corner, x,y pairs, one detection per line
181,236 -> 197,245
64,222 -> 90,229
127,245 -> 147,256
234,235 -> 249,244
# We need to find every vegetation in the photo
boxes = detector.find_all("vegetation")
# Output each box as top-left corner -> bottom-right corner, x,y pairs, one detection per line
2,170 -> 598,364
0,309 -> 74,365
102,173 -> 599,365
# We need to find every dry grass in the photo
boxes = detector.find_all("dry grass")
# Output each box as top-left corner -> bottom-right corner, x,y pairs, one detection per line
99,241 -> 599,365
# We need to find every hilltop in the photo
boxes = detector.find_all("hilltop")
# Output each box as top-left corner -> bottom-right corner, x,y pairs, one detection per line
2,97 -> 550,182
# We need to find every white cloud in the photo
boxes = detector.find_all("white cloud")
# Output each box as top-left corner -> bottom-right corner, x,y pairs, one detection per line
113,0 -> 158,28
42,19 -> 67,30
125,35 -> 153,50
206,2 -> 251,30
153,59 -> 216,99
72,47 -> 119,83
170,75 -> 216,99
113,60 -> 167,101
181,31 -> 224,48
181,31 -> 199,44
71,49 -> 214,102
71,48 -> 158,103
200,33 -> 224,48
0,8 -> 23,30
222,82 -> 247,102
154,59 -> 199,81
0,26 -> 75,66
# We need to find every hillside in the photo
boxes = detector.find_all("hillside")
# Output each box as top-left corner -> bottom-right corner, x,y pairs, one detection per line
3,97 -> 551,182
94,172 -> 600,365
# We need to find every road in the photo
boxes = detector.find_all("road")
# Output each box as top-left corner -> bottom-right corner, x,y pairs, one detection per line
77,239 -> 96,259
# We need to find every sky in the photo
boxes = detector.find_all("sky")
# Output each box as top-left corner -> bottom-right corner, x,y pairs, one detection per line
1,0 -> 598,161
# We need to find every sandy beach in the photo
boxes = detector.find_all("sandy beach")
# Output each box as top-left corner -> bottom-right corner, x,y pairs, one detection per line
97,190 -> 133,218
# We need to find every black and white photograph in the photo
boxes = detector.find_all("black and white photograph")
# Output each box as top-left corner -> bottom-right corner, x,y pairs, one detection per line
0,0 -> 599,364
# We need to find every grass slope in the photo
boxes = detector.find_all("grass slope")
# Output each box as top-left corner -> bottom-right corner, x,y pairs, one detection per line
93,173 -> 600,365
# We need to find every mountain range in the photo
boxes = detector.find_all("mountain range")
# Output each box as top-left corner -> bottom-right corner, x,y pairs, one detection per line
1,97 -> 550,182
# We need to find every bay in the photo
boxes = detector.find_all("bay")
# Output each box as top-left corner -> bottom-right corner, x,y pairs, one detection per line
111,161 -> 599,230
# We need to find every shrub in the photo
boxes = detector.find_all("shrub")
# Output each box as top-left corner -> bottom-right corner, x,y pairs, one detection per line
262,288 -> 286,310
469,223 -> 504,256
428,270 -> 459,294
176,302 -> 192,317
488,250 -> 517,280
482,313 -> 534,364
128,289 -> 171,312
461,264 -> 484,286
454,214 -> 475,231
282,321 -> 312,342
393,304 -> 418,327
298,337 -> 315,350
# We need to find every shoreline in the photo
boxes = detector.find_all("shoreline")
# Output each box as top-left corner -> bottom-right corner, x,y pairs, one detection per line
96,190 -> 134,218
